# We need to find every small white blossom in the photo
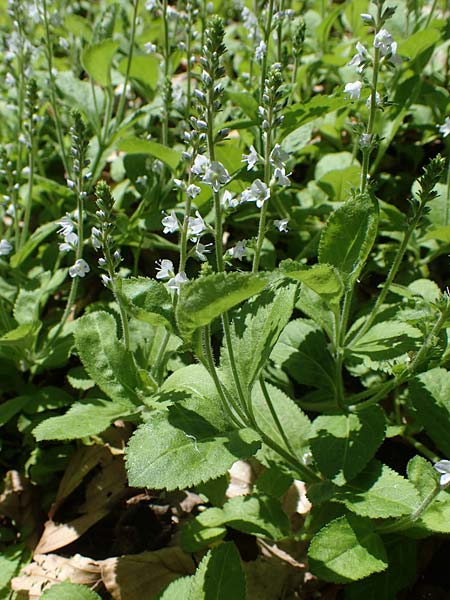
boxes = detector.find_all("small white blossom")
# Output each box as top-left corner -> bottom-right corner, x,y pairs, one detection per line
221,190 -> 239,209
167,271 -> 188,291
153,159 -> 164,174
5,72 -> 15,87
69,258 -> 90,278
366,91 -> 381,108
191,154 -> 210,176
434,460 -> 450,487
242,145 -> 259,170
195,241 -> 212,261
360,13 -> 374,23
241,179 -> 270,208
348,42 -> 368,71
438,117 -> 450,138
155,258 -> 174,280
186,184 -> 201,198
59,231 -> 78,253
145,0 -> 158,9
344,81 -> 362,100
270,144 -> 290,169
255,40 -> 267,62
91,227 -> 102,250
187,210 -> 206,240
273,167 -> 291,187
373,29 -> 394,55
202,161 -> 231,192
228,240 -> 247,260
274,219 -> 289,233
0,239 -> 13,256
144,42 -> 157,54
162,211 -> 179,234
57,214 -> 76,237
101,274 -> 111,287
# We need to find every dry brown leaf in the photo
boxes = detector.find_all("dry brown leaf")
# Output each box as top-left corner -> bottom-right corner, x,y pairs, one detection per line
244,554 -> 305,600
80,451 -> 128,513
11,553 -> 101,599
101,547 -> 195,600
33,510 -> 110,555
283,480 -> 312,517
258,539 -> 306,569
0,471 -> 41,547
226,460 -> 256,498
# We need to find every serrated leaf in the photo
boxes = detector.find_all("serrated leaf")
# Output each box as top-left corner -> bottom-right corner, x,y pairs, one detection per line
311,406 -> 386,485
74,311 -> 142,404
334,460 -> 420,518
120,277 -> 175,330
409,368 -> 450,456
41,582 -> 102,600
176,272 -> 268,340
346,536 -> 417,600
67,366 -> 95,390
33,398 -> 135,441
271,318 -> 336,408
126,411 -> 260,491
308,514 -> 388,583
82,39 -> 119,87
252,381 -> 312,460
280,261 -> 344,304
183,495 -> 289,552
221,281 -> 297,391
280,95 -> 348,139
348,320 -> 421,360
319,193 -> 378,288
158,575 -> 194,600
119,137 -> 181,170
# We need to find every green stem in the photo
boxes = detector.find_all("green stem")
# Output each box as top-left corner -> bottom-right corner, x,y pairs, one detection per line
162,0 -> 170,148
360,45 -> 381,193
403,435 -> 440,463
259,376 -> 297,457
258,0 -> 275,106
19,138 -> 36,250
116,0 -> 139,125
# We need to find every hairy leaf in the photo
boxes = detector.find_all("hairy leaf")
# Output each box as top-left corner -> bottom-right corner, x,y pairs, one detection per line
280,261 -> 344,304
308,514 -> 388,583
311,406 -> 386,485
74,311 -> 142,404
120,277 -> 175,330
41,583 -> 102,600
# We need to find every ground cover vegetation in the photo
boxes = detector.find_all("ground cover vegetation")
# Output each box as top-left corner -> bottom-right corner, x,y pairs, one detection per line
0,0 -> 450,597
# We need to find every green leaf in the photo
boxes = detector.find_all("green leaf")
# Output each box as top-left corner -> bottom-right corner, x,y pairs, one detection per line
319,193 -> 379,288
280,96 -> 348,139
0,545 -> 23,592
41,583 -> 102,600
67,366 -> 95,390
74,311 -> 142,404
10,221 -> 59,268
398,28 -> 441,63
221,281 -> 297,391
120,277 -> 175,330
318,165 -> 361,202
271,319 -> 336,409
409,368 -> 450,456
346,536 -> 417,600
308,514 -> 388,583
126,411 -> 261,491
348,320 -> 422,360
119,136 -> 181,170
0,321 -> 41,349
56,71 -> 105,125
82,39 -> 119,87
252,381 -> 312,460
227,90 -> 259,120
118,54 -> 159,89
158,576 -> 194,600
182,494 -> 289,552
310,406 -> 386,485
0,396 -> 29,427
280,261 -> 344,304
334,460 -> 420,518
33,399 -> 135,441
176,272 -> 268,340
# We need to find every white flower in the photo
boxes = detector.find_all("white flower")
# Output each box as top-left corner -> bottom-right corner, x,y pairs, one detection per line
228,240 -> 247,260
255,40 -> 266,62
167,271 -> 188,291
344,81 -> 362,100
69,258 -> 90,278
59,231 -> 78,253
274,218 -> 289,232
241,179 -> 270,208
242,145 -> 259,170
373,29 -> 393,56
195,241 -> 212,261
91,227 -> 102,250
274,167 -> 291,187
202,161 -> 231,192
438,117 -> 450,138
187,210 -> 206,240
101,274 -> 111,287
186,184 -> 201,198
360,13 -> 374,24
434,460 -> 450,487
348,42 -> 368,71
0,239 -> 12,256
162,211 -> 179,234
5,72 -> 15,87
270,144 -> 290,169
145,0 -> 158,10
57,214 -> 76,237
221,190 -> 239,209
144,42 -> 157,54
191,154 -> 210,176
366,91 -> 381,108
155,258 -> 174,280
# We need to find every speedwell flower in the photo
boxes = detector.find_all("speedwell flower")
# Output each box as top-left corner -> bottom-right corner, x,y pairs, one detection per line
434,460 -> 450,487
438,117 -> 450,138
0,239 -> 12,256
241,179 -> 270,208
202,161 -> 231,192
274,218 -> 289,232
162,211 -> 179,234
242,145 -> 259,170
344,81 -> 362,100
69,258 -> 90,278
155,258 -> 174,280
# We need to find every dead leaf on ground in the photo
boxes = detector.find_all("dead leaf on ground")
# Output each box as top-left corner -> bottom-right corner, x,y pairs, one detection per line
11,553 -> 101,599
226,460 -> 257,498
101,547 -> 196,600
0,470 -> 41,547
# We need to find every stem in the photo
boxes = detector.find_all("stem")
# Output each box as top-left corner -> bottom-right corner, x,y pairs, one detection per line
258,0 -> 275,106
252,108 -> 272,273
19,138 -> 36,250
152,328 -> 171,382
116,0 -> 139,125
403,435 -> 440,463
360,45 -> 381,193
259,376 -> 296,457
424,0 -> 439,29
162,0 -> 170,148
